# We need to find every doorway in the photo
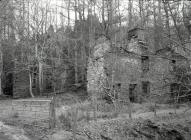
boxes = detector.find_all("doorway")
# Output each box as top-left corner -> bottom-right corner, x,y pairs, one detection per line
4,73 -> 13,96
129,84 -> 137,102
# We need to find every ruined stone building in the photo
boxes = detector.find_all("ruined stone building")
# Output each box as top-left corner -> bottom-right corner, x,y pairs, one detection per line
87,27 -> 191,103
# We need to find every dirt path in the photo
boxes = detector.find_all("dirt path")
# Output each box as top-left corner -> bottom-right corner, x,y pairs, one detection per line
0,121 -> 31,140
0,133 -> 11,140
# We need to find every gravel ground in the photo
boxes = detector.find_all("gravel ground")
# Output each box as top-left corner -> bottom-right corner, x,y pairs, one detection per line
0,132 -> 11,140
0,121 -> 31,140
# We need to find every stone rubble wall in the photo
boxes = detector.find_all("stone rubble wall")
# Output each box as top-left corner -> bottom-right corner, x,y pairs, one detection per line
87,41 -> 110,95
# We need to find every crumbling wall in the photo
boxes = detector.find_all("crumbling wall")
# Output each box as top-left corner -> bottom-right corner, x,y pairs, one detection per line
87,39 -> 143,101
13,63 -> 30,98
148,57 -> 171,102
87,39 -> 110,95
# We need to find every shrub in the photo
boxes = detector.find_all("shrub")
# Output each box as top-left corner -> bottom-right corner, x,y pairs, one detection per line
58,113 -> 72,130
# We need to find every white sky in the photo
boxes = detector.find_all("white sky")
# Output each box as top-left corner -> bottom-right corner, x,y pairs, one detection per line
17,0 -> 190,31
38,0 -> 129,27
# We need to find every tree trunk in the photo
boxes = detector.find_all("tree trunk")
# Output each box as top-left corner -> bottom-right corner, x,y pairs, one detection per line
78,0 -> 82,21
128,0 -> 132,28
68,0 -> 71,26
74,0 -> 78,85
29,70 -> 34,98
0,50 -> 3,95
163,0 -> 171,47
102,0 -> 105,27
0,74 -> 2,95
74,42 -> 78,85
153,0 -> 158,51
139,0 -> 144,28
39,61 -> 42,95
74,0 -> 77,22
49,95 -> 56,129
82,0 -> 85,20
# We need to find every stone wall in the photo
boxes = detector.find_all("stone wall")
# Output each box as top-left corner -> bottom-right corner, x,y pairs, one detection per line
13,64 -> 30,98
148,55 -> 189,103
87,35 -> 187,103
147,57 -> 171,102
0,99 -> 52,126
87,38 -> 143,101
87,40 -> 110,95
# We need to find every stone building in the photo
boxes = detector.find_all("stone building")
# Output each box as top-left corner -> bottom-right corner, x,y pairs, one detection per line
87,27 -> 190,103
87,28 -> 147,101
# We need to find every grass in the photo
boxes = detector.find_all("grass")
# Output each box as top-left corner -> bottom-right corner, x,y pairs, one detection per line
1,95 -> 191,140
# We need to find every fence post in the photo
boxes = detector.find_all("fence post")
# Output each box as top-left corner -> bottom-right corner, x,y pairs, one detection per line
49,95 -> 56,129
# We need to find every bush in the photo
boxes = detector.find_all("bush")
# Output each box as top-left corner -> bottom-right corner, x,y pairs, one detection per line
58,113 -> 72,130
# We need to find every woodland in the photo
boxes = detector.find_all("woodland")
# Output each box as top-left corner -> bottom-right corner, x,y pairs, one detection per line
0,0 -> 191,140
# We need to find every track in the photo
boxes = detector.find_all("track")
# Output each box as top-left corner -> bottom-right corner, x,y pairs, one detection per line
0,121 -> 31,140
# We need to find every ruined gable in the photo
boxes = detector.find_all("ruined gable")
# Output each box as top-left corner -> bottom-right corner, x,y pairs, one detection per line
87,27 -> 150,102
87,38 -> 110,95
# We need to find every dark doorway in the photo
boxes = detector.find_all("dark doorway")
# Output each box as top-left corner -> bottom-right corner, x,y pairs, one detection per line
141,56 -> 149,73
4,73 -> 13,96
113,83 -> 121,99
129,84 -> 137,102
142,81 -> 150,95
170,83 -> 179,97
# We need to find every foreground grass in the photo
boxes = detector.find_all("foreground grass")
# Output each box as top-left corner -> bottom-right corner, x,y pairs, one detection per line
1,96 -> 191,140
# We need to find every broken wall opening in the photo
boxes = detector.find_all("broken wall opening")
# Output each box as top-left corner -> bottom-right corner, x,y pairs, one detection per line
141,56 -> 149,73
129,84 -> 137,102
112,82 -> 121,99
4,73 -> 13,96
142,81 -> 150,95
